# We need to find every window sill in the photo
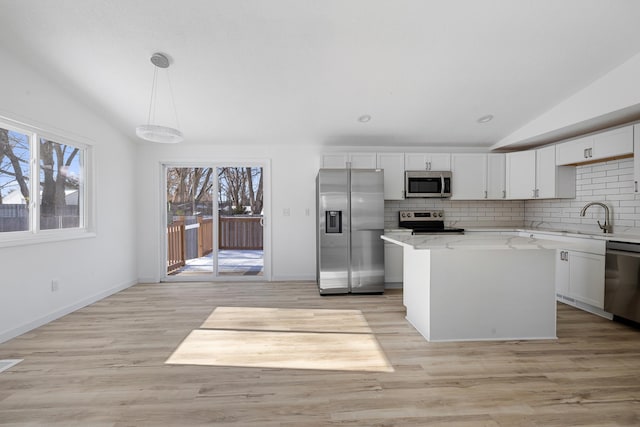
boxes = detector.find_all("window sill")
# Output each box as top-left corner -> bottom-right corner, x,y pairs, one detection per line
0,229 -> 97,248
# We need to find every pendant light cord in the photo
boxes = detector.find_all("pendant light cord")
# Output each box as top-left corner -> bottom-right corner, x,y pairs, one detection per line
146,65 -> 159,126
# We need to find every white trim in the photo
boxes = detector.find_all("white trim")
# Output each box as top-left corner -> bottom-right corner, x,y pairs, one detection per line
0,115 -> 95,244
0,279 -> 137,344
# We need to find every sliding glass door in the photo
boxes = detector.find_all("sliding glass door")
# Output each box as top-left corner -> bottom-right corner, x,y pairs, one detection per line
163,163 -> 267,281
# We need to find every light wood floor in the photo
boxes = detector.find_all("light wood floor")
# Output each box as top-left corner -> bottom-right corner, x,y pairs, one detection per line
1,281 -> 640,426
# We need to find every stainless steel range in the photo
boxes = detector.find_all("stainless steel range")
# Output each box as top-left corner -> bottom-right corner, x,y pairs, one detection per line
398,210 -> 464,235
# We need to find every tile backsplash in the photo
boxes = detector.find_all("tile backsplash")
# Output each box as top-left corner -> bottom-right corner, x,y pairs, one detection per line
384,199 -> 525,229
524,158 -> 640,234
385,157 -> 640,234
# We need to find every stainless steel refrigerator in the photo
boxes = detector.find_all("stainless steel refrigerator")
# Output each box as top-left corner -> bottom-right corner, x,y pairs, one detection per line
316,168 -> 385,295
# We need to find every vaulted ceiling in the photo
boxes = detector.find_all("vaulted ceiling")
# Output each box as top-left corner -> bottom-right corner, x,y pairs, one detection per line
1,0 -> 640,148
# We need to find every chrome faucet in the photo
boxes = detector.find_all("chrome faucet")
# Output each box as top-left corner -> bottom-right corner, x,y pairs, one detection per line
580,202 -> 612,234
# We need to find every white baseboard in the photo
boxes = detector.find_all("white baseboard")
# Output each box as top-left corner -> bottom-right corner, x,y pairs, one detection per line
0,279 -> 137,344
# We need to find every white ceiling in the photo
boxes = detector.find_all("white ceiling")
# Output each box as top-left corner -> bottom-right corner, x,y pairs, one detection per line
1,0 -> 640,148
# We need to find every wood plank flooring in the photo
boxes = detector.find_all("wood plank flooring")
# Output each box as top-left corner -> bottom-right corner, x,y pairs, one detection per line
1,281 -> 640,426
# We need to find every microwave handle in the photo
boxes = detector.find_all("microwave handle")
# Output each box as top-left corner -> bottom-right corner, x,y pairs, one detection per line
440,173 -> 445,197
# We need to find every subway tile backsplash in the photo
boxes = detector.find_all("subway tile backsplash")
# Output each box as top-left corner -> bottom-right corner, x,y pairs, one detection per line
384,199 -> 525,229
385,157 -> 640,233
524,158 -> 640,234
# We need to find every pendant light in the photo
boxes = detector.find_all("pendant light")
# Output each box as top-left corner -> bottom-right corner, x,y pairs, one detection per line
136,52 -> 184,143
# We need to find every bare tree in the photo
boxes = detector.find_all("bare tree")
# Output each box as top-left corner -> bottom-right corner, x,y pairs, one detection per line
40,139 -> 79,216
166,167 -> 213,216
0,128 -> 30,202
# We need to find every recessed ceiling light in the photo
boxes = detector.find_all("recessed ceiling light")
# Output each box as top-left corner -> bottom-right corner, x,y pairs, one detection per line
358,115 -> 372,123
477,114 -> 494,124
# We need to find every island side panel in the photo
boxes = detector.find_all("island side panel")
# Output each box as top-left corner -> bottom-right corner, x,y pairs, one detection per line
403,246 -> 433,341
429,249 -> 557,341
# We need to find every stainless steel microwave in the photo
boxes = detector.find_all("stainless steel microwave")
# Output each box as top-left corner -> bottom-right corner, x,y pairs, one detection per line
405,171 -> 452,198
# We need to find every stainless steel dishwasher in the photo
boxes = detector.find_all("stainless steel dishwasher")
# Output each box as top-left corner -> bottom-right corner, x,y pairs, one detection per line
605,241 -> 640,323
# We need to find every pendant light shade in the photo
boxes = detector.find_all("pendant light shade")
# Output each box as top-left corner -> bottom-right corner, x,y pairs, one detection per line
136,52 -> 184,143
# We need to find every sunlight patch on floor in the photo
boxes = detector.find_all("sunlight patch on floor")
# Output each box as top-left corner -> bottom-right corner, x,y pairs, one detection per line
201,306 -> 373,333
166,307 -> 393,372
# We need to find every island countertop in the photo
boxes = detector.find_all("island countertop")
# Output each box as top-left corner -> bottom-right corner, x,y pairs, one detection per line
382,232 -> 585,251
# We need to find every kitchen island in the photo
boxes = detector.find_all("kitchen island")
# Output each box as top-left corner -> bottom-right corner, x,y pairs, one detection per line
382,232 -> 569,342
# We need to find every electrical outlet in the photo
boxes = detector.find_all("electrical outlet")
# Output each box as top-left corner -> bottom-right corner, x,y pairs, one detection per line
283,208 -> 290,216
51,280 -> 59,292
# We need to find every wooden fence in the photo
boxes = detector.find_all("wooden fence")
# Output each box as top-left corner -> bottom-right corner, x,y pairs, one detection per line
219,216 -> 263,250
167,216 -> 261,273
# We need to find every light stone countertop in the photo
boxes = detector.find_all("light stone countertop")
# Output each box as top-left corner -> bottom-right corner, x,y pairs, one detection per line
464,227 -> 640,244
383,227 -> 640,245
381,232 -> 576,251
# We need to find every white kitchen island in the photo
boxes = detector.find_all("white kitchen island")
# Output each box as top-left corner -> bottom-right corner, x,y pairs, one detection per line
382,232 -> 567,342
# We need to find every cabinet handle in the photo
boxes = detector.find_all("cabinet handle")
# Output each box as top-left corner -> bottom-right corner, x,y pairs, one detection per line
502,190 -> 506,199
584,148 -> 588,159
589,148 -> 593,158
636,181 -> 638,193
484,190 -> 488,199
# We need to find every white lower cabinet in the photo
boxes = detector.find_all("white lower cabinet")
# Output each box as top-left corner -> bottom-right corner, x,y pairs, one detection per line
556,248 -> 605,309
384,242 -> 403,284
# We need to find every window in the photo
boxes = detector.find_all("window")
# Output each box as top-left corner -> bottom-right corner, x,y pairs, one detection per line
0,118 -> 91,243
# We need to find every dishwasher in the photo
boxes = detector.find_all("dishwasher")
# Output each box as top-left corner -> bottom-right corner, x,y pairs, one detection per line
605,241 -> 640,323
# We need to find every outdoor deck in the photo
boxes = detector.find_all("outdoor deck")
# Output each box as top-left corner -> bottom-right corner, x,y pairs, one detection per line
171,250 -> 263,276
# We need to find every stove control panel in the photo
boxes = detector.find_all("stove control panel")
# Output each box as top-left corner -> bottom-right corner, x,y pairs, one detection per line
399,210 -> 444,223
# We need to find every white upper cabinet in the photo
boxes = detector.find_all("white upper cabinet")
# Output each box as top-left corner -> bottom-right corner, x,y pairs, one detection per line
506,146 -> 575,199
556,125 -> 634,165
376,153 -> 405,200
634,124 -> 639,194
451,153 -> 506,200
486,153 -> 506,199
451,153 -> 488,200
321,153 -> 349,168
349,152 -> 378,168
536,145 -> 559,198
321,152 -> 377,168
404,153 -> 451,171
506,150 -> 537,199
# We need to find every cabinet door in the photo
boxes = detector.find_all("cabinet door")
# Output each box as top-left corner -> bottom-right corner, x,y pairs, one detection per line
592,125 -> 633,161
322,153 -> 348,168
506,150 -> 536,199
404,153 -> 428,170
450,153 -> 487,199
635,124 -> 640,194
376,153 -> 405,200
428,153 -> 451,171
535,145 -> 557,198
487,153 -> 506,199
404,153 -> 450,171
349,153 -> 377,169
569,251 -> 605,309
555,250 -> 569,296
555,136 -> 591,166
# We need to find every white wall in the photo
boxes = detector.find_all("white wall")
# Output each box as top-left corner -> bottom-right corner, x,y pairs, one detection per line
135,143 -> 321,282
494,52 -> 640,149
0,47 -> 138,343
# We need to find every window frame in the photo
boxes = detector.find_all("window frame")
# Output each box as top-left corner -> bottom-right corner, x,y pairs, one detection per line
0,115 -> 95,247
